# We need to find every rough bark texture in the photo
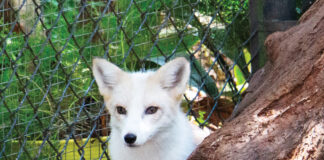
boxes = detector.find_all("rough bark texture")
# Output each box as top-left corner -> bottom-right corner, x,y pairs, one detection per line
188,1 -> 324,159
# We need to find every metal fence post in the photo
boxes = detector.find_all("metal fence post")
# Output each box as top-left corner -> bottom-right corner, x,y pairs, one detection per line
249,0 -> 297,73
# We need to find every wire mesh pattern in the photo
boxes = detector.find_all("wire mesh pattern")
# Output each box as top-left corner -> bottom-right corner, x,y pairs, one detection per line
0,0 -> 252,159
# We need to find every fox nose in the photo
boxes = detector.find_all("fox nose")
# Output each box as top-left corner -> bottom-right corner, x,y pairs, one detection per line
124,133 -> 137,144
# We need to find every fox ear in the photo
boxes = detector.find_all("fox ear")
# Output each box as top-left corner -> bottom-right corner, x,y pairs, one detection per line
92,58 -> 124,96
154,57 -> 190,96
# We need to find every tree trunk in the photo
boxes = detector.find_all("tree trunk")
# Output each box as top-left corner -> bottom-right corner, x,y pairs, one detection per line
188,1 -> 324,159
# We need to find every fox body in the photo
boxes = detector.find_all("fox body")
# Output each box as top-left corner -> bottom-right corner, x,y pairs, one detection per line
92,57 -> 201,160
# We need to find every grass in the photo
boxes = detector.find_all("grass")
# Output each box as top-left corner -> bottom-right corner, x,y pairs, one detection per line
5,137 -> 109,160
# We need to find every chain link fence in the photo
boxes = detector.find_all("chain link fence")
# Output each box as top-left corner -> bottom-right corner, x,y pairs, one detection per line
1,0 -> 252,159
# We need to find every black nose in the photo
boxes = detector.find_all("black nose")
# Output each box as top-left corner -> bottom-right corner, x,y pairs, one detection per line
124,133 -> 137,144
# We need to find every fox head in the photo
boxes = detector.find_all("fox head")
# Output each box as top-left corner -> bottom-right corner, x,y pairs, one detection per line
92,57 -> 190,147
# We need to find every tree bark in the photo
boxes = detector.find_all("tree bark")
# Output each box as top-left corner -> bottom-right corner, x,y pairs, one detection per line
188,0 -> 324,159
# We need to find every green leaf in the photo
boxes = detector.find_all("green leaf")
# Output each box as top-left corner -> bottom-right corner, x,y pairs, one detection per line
234,65 -> 246,85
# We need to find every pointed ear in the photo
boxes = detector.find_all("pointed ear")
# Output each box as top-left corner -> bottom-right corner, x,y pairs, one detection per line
153,57 -> 190,96
92,58 -> 124,96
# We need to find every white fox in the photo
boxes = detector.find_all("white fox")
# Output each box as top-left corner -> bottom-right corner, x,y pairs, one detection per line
92,57 -> 207,160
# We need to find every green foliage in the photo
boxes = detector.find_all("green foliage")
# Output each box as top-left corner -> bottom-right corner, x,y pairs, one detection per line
0,0 -> 256,158
197,110 -> 207,124
171,0 -> 251,83
211,0 -> 250,80
0,0 -> 199,146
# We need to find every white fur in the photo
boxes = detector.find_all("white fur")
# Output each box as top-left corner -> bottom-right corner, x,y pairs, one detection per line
93,57 -> 203,160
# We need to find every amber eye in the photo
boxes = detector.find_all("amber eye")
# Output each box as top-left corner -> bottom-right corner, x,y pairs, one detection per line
145,106 -> 159,114
116,106 -> 127,115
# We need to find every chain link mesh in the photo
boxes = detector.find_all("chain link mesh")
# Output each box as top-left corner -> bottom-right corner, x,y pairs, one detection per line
1,0 -> 252,159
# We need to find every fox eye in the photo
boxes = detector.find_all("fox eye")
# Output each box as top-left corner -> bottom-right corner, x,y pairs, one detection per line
145,106 -> 159,114
116,106 -> 127,115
